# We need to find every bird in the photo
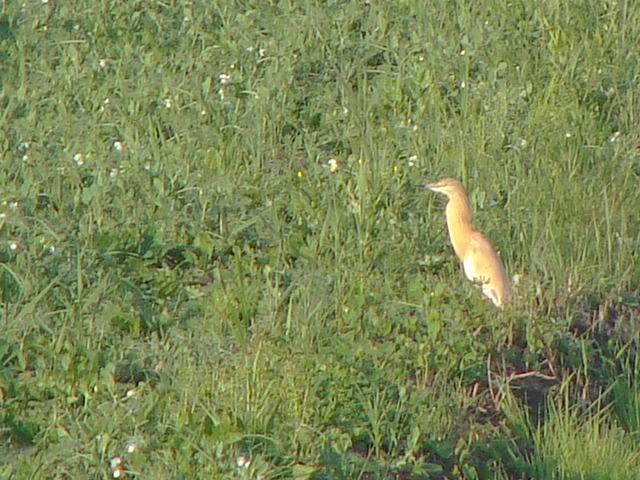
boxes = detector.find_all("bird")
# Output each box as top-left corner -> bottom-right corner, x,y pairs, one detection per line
426,177 -> 510,307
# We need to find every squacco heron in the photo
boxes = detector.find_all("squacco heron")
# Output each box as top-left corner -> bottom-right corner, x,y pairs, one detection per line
427,178 -> 510,307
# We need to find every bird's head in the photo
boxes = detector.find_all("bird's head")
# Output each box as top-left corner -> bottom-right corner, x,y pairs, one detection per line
425,177 -> 466,199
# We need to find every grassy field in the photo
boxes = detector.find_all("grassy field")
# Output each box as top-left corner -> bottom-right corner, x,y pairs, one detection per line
1,1 -> 639,478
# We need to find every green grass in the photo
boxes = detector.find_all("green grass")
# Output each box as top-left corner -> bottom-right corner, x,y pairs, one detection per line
1,0 -> 640,478
498,364 -> 640,480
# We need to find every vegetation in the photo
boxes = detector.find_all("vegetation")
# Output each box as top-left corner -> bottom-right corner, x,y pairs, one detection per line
1,1 -> 639,478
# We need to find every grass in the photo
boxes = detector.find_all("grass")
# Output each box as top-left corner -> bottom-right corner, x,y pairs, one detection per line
1,0 -> 639,478
498,364 -> 640,480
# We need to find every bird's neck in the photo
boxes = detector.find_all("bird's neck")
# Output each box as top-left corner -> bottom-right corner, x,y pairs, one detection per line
445,193 -> 474,260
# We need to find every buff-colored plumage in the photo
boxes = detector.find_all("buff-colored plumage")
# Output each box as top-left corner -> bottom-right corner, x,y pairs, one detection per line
427,178 -> 510,307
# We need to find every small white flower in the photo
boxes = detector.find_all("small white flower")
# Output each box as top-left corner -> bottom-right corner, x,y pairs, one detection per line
109,456 -> 125,478
110,168 -> 119,178
98,59 -> 109,69
46,245 -> 57,254
73,153 -> 85,165
219,73 -> 232,85
113,141 -> 125,151
327,158 -> 340,173
218,89 -> 226,101
408,154 -> 418,167
164,98 -> 173,108
565,132 -> 572,138
460,81 -> 466,89
9,241 -> 20,251
200,109 -> 207,116
517,138 -> 528,148
8,201 -> 18,210
460,49 -> 466,56
126,441 -> 138,454
258,48 -> 266,57
20,141 -> 31,150
609,130 -> 621,143
22,154 -> 30,162
100,98 -> 111,112
236,455 -> 251,468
